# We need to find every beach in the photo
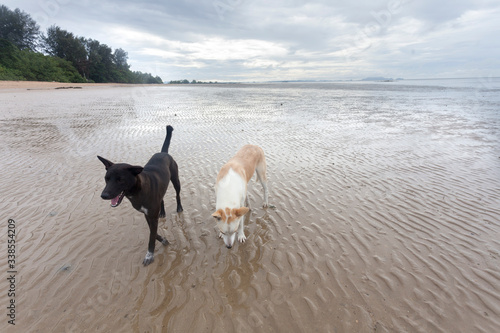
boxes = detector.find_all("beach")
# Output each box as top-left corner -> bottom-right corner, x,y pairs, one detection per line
0,80 -> 163,91
0,79 -> 499,332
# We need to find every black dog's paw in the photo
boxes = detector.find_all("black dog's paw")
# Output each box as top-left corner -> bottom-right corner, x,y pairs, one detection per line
142,252 -> 154,266
159,212 -> 166,218
177,205 -> 184,213
142,257 -> 154,266
156,235 -> 169,245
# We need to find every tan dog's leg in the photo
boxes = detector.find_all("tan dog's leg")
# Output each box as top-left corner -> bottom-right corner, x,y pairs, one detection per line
256,160 -> 269,207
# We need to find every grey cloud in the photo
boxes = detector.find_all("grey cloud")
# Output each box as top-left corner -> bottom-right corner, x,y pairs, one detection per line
3,0 -> 499,81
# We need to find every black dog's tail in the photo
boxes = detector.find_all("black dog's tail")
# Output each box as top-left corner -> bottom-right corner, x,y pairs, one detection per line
161,125 -> 174,153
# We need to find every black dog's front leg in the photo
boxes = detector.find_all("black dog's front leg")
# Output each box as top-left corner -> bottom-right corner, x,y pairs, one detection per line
143,216 -> 159,266
143,215 -> 169,266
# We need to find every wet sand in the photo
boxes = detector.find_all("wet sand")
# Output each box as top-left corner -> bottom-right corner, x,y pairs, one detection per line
1,81 -> 499,332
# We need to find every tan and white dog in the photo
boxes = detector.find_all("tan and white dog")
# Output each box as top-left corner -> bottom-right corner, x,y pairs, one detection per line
212,145 -> 269,248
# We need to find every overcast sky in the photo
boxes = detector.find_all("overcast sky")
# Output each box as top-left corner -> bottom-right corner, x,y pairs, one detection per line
4,0 -> 500,82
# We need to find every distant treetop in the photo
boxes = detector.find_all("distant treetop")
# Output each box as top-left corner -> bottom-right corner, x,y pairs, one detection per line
169,79 -> 218,84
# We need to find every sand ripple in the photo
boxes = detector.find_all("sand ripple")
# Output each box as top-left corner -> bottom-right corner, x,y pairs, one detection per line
0,83 -> 499,332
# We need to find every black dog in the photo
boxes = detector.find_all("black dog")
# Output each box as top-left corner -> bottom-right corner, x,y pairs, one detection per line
98,125 -> 183,266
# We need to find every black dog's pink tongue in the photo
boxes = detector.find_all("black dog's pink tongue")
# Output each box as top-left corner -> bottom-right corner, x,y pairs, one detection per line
111,195 -> 120,207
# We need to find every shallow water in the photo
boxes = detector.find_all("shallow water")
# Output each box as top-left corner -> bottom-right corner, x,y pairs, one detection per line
1,79 -> 500,332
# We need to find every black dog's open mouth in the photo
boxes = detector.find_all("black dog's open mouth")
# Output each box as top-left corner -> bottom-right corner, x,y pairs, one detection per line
110,192 -> 125,207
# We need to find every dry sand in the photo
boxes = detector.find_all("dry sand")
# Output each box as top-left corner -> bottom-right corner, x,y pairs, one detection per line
0,81 -> 499,332
0,80 -> 158,90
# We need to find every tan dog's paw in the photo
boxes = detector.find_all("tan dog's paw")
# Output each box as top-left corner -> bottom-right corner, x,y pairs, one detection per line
238,233 -> 246,243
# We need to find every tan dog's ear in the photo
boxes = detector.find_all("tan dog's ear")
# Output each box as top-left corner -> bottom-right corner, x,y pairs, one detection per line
212,210 -> 222,220
233,207 -> 249,217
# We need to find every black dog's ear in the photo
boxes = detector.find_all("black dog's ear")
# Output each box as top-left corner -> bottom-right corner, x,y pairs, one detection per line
97,156 -> 114,170
128,166 -> 144,176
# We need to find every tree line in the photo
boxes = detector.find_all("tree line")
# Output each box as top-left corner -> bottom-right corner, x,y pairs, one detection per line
0,5 -> 163,84
169,79 -> 219,84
